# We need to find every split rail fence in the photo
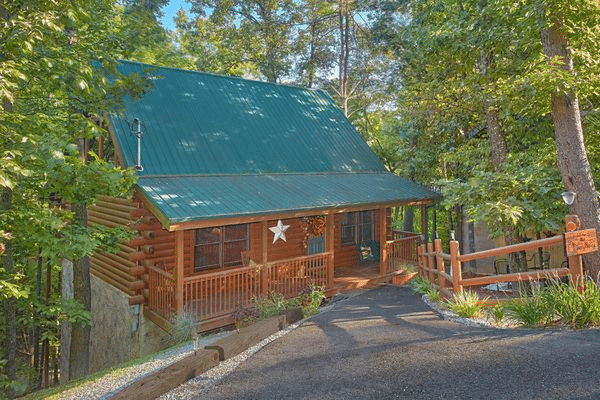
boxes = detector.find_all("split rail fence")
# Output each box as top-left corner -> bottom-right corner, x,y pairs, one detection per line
417,224 -> 598,301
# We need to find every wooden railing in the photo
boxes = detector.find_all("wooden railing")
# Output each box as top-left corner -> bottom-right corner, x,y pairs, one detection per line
184,265 -> 262,322
417,226 -> 597,300
384,234 -> 420,275
146,265 -> 176,322
145,253 -> 331,326
263,253 -> 329,298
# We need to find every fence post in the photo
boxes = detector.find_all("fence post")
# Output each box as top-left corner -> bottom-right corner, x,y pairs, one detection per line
435,239 -> 445,297
568,254 -> 585,294
450,240 -> 462,294
427,242 -> 435,285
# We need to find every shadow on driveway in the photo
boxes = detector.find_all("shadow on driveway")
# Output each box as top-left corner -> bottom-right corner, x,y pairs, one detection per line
192,285 -> 600,400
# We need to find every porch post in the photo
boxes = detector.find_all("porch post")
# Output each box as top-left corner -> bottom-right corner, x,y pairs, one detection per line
379,208 -> 388,275
261,221 -> 268,295
325,214 -> 335,288
175,230 -> 184,313
420,204 -> 428,243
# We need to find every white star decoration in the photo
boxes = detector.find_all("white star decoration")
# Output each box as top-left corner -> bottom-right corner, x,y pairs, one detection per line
269,220 -> 290,243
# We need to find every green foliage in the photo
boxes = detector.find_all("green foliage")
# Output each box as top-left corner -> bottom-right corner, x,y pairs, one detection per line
508,278 -> 600,328
169,311 -> 199,345
254,285 -> 325,320
508,295 -> 550,328
446,290 -> 486,318
409,275 -> 440,301
491,303 -> 505,324
409,276 -> 431,295
301,285 -> 326,317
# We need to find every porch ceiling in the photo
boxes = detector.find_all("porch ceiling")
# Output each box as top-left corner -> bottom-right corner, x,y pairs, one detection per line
137,171 -> 440,230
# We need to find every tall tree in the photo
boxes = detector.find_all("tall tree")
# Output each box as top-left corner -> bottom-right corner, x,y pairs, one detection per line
0,0 -> 143,393
541,1 -> 600,277
187,0 -> 301,81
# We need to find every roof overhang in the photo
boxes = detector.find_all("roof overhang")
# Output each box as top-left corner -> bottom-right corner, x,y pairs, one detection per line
135,172 -> 440,231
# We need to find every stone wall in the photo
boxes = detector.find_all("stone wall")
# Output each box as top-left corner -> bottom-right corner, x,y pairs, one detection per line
90,275 -> 170,373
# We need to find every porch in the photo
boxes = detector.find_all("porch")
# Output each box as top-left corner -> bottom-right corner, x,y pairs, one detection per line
143,233 -> 421,332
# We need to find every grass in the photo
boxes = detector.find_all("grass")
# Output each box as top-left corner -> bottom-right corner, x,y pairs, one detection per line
446,290 -> 487,318
504,277 -> 600,328
20,340 -> 194,400
409,275 -> 441,302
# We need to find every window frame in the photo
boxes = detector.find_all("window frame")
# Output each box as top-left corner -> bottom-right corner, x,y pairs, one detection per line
340,210 -> 374,246
194,224 -> 250,272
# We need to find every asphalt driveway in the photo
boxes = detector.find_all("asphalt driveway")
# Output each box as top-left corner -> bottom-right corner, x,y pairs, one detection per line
193,285 -> 600,400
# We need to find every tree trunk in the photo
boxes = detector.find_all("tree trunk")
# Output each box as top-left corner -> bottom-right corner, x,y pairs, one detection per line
468,221 -> 477,271
403,207 -> 414,232
68,203 -> 91,380
542,16 -> 600,279
338,1 -> 350,116
1,188 -> 17,399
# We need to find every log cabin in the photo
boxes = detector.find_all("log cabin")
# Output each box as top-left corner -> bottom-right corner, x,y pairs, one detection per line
90,60 -> 440,334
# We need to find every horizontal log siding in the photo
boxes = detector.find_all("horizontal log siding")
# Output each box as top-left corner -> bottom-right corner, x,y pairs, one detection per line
266,218 -> 306,262
333,210 -> 382,269
89,195 -> 144,303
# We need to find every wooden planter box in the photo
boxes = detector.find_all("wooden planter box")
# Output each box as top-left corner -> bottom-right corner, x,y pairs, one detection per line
391,272 -> 418,285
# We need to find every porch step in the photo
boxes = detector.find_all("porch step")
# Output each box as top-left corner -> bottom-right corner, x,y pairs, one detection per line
328,275 -> 391,297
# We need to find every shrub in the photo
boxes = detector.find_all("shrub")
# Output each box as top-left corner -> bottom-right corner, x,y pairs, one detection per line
539,278 -> 600,328
255,291 -> 298,320
169,311 -> 198,344
508,295 -> 550,328
300,285 -> 325,317
446,290 -> 486,318
491,303 -> 505,323
409,276 -> 432,295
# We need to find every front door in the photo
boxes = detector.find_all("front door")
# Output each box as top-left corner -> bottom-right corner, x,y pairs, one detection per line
307,234 -> 325,255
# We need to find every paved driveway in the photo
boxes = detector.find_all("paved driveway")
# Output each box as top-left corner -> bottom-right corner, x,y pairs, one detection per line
193,285 -> 600,399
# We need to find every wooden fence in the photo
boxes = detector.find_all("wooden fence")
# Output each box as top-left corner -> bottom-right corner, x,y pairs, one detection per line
417,225 -> 598,301
145,253 -> 331,327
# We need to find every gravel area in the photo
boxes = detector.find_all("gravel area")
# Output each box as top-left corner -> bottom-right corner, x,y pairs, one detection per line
55,331 -> 231,400
52,290 -> 363,400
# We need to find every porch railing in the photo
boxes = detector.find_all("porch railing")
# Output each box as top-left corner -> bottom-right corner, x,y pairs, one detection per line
385,234 -> 420,275
263,253 -> 329,298
184,265 -> 262,322
146,265 -> 176,323
145,252 -> 331,326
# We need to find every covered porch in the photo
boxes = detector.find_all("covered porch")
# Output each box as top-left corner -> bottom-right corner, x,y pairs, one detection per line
143,221 -> 422,332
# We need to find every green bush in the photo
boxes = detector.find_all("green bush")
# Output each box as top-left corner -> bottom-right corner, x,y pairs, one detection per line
409,276 -> 432,295
491,303 -> 505,323
539,278 -> 600,328
508,295 -> 551,328
169,311 -> 198,344
446,290 -> 486,318
254,285 -> 325,320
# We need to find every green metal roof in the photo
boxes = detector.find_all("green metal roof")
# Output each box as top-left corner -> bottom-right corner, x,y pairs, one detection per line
137,172 -> 438,228
110,61 -> 439,227
111,61 -> 385,175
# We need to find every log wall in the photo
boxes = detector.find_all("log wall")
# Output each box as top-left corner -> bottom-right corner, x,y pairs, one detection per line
89,195 -> 146,305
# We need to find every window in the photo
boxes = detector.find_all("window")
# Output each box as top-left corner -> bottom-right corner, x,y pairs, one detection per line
194,224 -> 249,271
341,211 -> 374,246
